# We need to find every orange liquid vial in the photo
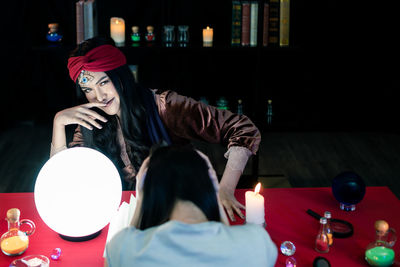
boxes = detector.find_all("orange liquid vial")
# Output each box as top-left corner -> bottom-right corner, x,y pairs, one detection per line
1,233 -> 29,255
0,209 -> 35,256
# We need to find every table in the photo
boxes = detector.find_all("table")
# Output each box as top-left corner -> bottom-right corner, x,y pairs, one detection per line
1,187 -> 400,266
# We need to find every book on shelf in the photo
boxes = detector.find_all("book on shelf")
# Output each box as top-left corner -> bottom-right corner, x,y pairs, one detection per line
268,0 -> 280,46
279,0 -> 290,46
241,1 -> 250,46
76,0 -> 84,44
262,2 -> 269,46
250,1 -> 259,47
76,0 -> 98,44
232,0 -> 290,48
84,0 -> 98,40
231,1 -> 242,46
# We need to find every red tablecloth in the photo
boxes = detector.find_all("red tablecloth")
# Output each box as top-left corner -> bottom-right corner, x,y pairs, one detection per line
1,187 -> 400,266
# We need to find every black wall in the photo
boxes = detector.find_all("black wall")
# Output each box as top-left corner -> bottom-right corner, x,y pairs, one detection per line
3,0 -> 399,131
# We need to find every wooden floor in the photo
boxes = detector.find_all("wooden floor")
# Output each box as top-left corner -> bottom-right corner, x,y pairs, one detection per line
1,121 -> 400,199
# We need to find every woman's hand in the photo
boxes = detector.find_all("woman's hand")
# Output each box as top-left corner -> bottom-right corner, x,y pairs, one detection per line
54,102 -> 108,130
219,185 -> 245,222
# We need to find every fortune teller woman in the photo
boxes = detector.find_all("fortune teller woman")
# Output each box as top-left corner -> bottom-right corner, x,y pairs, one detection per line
50,36 -> 261,221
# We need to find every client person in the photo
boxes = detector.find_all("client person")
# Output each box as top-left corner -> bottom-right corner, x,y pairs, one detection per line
105,145 -> 277,267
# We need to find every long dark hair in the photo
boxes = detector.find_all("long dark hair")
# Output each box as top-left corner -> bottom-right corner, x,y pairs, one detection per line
138,145 -> 221,230
69,37 -> 151,182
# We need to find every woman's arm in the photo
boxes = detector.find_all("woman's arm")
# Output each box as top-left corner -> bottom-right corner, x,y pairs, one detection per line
156,91 -> 261,221
50,103 -> 108,157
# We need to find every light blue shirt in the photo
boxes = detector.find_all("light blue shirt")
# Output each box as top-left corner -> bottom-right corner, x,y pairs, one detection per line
106,220 -> 278,267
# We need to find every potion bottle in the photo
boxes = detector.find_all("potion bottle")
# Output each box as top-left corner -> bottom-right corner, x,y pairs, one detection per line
324,211 -> 333,246
266,99 -> 273,125
131,26 -> 141,45
365,220 -> 396,266
46,23 -> 63,42
237,99 -> 243,115
145,26 -> 155,42
0,208 -> 36,256
315,217 -> 329,253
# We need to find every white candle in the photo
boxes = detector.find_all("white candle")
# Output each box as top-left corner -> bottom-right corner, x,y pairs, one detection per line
202,26 -> 213,47
110,17 -> 125,46
245,183 -> 265,225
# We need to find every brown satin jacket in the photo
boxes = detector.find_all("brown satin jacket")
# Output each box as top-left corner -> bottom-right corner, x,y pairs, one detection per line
69,90 -> 261,183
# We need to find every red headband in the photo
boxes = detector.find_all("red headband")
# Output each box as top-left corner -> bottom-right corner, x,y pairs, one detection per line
67,44 -> 127,82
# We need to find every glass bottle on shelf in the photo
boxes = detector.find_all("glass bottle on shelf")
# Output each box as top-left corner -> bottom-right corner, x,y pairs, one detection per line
199,96 -> 209,105
131,26 -> 141,46
315,217 -> 329,253
178,25 -> 189,47
266,99 -> 273,125
237,99 -> 243,115
365,220 -> 396,266
216,97 -> 229,110
324,211 -> 333,246
1,208 -> 36,256
46,23 -> 63,42
163,25 -> 175,47
145,26 -> 155,43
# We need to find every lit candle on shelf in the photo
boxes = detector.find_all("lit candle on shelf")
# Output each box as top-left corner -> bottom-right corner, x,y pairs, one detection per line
202,26 -> 213,47
245,183 -> 265,226
110,17 -> 125,46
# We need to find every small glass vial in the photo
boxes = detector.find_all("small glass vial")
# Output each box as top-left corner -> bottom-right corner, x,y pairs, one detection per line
237,99 -> 243,115
324,211 -> 333,246
365,220 -> 396,266
315,217 -> 329,253
266,99 -> 273,125
145,26 -> 155,42
1,208 -> 36,256
46,23 -> 63,42
131,26 -> 141,45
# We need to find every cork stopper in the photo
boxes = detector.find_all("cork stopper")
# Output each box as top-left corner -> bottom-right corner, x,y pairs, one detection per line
375,220 -> 389,235
132,26 -> 139,33
146,26 -> 154,32
7,208 -> 20,223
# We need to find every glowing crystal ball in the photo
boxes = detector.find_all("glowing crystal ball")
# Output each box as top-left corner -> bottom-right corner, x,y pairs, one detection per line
34,147 -> 122,238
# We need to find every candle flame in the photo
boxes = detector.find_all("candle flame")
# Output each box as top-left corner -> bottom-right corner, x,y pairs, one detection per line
207,26 -> 210,30
254,183 -> 261,194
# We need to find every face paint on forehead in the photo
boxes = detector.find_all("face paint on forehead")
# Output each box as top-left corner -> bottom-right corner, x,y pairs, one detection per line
78,70 -> 95,85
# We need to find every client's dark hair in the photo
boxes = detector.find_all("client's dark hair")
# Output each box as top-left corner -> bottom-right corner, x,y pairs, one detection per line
138,145 -> 221,230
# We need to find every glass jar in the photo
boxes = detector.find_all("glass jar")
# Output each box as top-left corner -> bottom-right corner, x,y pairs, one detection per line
163,25 -> 175,47
131,26 -> 141,45
177,25 -> 189,47
1,208 -> 36,256
46,23 -> 63,42
145,26 -> 155,42
365,220 -> 396,266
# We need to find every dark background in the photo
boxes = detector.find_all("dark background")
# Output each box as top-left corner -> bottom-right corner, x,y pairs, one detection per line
2,0 -> 399,132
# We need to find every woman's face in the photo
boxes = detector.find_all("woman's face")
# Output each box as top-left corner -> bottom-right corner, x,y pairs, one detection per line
79,71 -> 121,117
